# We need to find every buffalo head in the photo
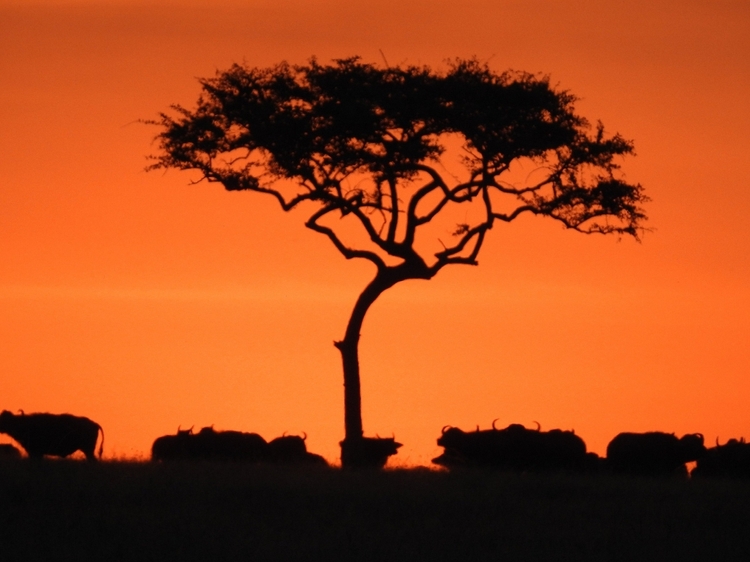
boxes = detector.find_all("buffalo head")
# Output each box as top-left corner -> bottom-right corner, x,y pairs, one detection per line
678,433 -> 706,462
340,436 -> 402,469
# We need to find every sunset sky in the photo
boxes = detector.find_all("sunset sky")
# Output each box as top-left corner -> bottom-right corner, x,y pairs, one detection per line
1,0 -> 748,464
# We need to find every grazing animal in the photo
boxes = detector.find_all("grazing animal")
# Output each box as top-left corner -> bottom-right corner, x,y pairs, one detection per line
0,443 -> 22,459
692,438 -> 750,479
432,421 -> 589,472
340,436 -> 402,468
606,432 -> 705,476
0,410 -> 104,460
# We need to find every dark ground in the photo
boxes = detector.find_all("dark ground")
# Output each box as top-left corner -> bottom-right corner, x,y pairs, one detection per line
1,459 -> 749,561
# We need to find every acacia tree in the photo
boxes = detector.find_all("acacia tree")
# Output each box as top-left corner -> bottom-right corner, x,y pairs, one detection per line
149,57 -> 647,467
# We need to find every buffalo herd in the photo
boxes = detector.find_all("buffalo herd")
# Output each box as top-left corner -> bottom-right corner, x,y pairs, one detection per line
151,426 -> 328,465
1,408 -> 750,477
431,421 -> 750,478
433,421 -> 597,472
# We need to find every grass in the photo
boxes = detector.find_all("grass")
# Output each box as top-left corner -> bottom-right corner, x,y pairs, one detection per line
1,459 -> 749,561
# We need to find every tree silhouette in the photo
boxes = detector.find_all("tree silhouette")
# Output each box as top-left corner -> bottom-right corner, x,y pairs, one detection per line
149,57 -> 648,467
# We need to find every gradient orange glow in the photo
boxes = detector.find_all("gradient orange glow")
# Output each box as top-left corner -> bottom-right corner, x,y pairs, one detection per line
1,0 -> 748,464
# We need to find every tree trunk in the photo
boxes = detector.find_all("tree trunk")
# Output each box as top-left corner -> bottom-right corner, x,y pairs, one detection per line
335,262 -> 433,467
334,273 -> 391,444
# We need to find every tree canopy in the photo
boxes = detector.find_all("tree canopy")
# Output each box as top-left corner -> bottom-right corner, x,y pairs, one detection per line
150,57 -> 648,467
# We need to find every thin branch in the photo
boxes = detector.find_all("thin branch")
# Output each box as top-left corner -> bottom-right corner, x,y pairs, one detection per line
488,171 -> 558,196
492,204 -> 539,223
205,169 -> 313,211
327,193 -> 395,254
415,182 -> 483,227
430,225 -> 489,274
386,174 -> 400,244
305,206 -> 387,269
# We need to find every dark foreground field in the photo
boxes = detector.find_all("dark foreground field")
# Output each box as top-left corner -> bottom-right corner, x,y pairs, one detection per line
1,460 -> 749,561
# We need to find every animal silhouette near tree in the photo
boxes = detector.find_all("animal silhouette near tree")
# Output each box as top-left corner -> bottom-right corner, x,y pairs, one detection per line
149,57 -> 648,468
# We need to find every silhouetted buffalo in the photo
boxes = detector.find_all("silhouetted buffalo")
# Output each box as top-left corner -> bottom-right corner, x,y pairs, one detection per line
340,436 -> 402,468
691,438 -> 750,479
267,434 -> 307,461
152,426 -> 267,462
606,432 -> 705,476
152,427 -> 328,465
268,434 -> 328,465
0,410 -> 104,460
0,443 -> 22,459
432,421 -> 591,471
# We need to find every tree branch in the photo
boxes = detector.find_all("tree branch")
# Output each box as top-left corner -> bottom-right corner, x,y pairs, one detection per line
305,206 -> 387,269
416,182 -> 483,227
386,174 -> 400,244
492,204 -> 539,223
403,164 -> 486,248
430,224 -> 489,274
205,169 -> 313,211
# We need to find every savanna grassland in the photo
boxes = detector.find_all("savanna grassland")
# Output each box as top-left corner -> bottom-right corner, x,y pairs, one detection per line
1,459 -> 749,561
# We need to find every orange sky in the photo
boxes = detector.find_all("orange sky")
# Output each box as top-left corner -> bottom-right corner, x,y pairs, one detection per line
1,0 -> 748,465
